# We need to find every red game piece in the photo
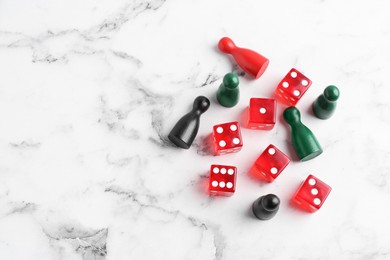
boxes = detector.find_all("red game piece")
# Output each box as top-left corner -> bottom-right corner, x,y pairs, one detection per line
292,174 -> 332,212
248,98 -> 276,130
213,121 -> 243,155
218,37 -> 269,79
274,68 -> 312,106
253,144 -> 290,182
209,164 -> 237,196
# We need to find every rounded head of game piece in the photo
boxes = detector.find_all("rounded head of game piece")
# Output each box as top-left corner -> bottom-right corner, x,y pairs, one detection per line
262,194 -> 280,211
218,37 -> 236,54
252,194 -> 280,220
223,73 -> 239,89
193,96 -> 210,114
283,106 -> 301,124
324,85 -> 340,102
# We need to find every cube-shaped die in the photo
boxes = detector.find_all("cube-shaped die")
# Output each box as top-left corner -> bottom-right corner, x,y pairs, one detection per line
209,164 -> 237,196
292,174 -> 332,212
254,144 -> 290,182
248,98 -> 276,130
213,121 -> 243,155
274,68 -> 312,106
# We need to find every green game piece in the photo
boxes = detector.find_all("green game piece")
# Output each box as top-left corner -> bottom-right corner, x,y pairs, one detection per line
216,73 -> 239,107
283,107 -> 323,161
312,85 -> 340,119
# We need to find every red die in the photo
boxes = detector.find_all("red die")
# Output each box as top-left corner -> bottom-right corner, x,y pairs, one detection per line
253,144 -> 290,182
248,98 -> 276,130
274,68 -> 312,106
213,121 -> 243,155
292,174 -> 332,212
209,164 -> 237,196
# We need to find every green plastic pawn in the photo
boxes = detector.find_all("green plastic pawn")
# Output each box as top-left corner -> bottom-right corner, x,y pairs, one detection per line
283,107 -> 323,161
216,73 -> 239,107
312,85 -> 340,119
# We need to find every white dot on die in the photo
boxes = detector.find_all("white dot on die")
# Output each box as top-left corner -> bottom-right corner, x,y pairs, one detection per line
282,82 -> 289,88
260,108 -> 266,114
268,148 -> 276,155
308,178 -> 316,185
212,181 -> 218,187
293,90 -> 300,96
313,198 -> 321,205
220,168 -> 227,174
230,124 -> 237,131
228,169 -> 234,175
233,138 -> 240,144
291,71 -> 297,78
311,188 -> 319,195
226,182 -> 233,189
219,182 -> 226,188
219,140 -> 226,147
213,167 -> 219,174
216,127 -> 223,134
270,167 -> 278,174
302,80 -> 309,86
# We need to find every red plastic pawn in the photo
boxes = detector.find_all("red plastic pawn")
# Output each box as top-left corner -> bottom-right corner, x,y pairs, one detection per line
248,98 -> 276,130
292,175 -> 332,212
209,164 -> 237,196
253,144 -> 290,182
218,37 -> 269,79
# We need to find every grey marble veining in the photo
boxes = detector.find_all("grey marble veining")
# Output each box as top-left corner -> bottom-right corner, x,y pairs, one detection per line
1,0 -> 390,259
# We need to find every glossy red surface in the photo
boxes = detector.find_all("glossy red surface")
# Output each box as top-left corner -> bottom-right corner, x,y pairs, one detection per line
274,68 -> 312,106
292,174 -> 332,212
218,37 -> 269,79
213,121 -> 243,155
209,164 -> 237,196
254,144 -> 290,182
248,98 -> 276,130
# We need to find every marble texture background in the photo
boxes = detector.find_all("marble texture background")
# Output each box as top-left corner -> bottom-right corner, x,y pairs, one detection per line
1,0 -> 390,259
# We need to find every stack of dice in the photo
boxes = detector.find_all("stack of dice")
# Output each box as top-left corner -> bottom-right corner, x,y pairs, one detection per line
168,37 -> 340,220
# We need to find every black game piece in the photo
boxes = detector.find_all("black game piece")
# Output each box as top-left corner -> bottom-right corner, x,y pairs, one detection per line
168,96 -> 210,149
252,194 -> 280,220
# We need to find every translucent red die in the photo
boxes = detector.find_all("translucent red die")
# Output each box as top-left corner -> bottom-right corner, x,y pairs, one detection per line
274,68 -> 312,106
292,174 -> 332,212
253,144 -> 290,182
209,164 -> 237,196
213,121 -> 243,155
248,98 -> 276,130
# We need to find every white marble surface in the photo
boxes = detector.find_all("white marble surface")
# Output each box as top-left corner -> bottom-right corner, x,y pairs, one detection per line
1,0 -> 390,259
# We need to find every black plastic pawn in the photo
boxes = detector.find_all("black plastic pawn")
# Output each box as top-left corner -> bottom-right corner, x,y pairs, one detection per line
252,194 -> 280,220
168,96 -> 210,149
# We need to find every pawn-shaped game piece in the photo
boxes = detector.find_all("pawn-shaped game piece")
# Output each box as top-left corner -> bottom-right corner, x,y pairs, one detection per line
168,96 -> 210,149
252,194 -> 280,220
218,37 -> 269,79
312,85 -> 340,119
283,107 -> 322,161
216,73 -> 240,107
